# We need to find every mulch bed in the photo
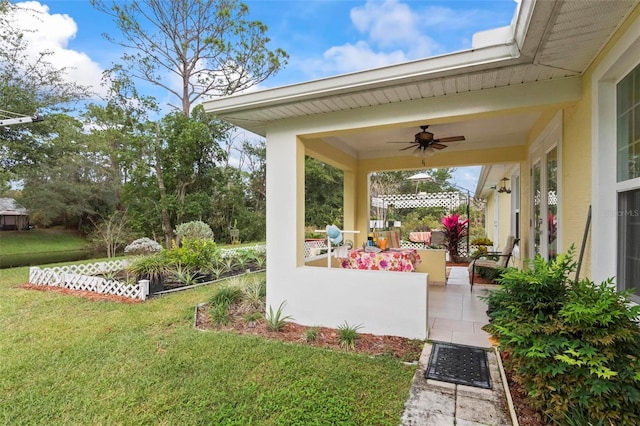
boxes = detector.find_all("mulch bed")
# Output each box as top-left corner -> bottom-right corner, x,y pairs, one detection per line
21,284 -> 143,303
502,352 -> 550,425
195,303 -> 424,362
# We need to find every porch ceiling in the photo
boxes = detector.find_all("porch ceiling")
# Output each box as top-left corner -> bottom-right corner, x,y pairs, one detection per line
203,0 -> 637,185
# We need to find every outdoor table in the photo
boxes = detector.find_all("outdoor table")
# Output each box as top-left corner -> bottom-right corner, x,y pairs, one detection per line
339,248 -> 421,272
409,232 -> 431,245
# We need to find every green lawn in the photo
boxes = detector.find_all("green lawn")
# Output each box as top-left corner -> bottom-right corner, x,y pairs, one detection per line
0,264 -> 415,425
0,229 -> 88,255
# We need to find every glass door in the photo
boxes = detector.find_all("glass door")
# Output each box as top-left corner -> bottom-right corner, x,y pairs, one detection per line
547,147 -> 558,260
532,161 -> 542,257
530,135 -> 560,261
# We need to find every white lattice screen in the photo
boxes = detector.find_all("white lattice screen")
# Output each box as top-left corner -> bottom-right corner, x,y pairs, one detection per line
377,191 -> 463,209
304,239 -> 327,258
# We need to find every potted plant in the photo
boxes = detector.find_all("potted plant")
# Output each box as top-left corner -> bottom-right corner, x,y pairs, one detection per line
470,236 -> 493,258
441,213 -> 469,263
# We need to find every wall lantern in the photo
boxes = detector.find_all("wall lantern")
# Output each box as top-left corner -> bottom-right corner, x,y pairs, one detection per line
498,177 -> 511,193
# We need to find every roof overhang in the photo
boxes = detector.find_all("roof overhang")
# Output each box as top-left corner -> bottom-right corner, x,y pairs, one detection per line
203,0 -> 637,192
203,0 -> 636,135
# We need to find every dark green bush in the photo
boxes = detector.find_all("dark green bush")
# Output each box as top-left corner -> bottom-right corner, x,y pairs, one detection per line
484,248 -> 640,425
476,265 -> 500,282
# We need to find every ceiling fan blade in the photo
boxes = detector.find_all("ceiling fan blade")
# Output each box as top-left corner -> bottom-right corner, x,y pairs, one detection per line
431,143 -> 448,150
434,136 -> 465,143
399,144 -> 418,151
387,141 -> 414,144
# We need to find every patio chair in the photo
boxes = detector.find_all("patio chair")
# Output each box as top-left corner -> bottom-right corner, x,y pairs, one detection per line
430,230 -> 445,246
469,235 -> 519,290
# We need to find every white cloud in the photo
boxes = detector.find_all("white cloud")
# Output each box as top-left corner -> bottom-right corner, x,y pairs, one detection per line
13,2 -> 105,97
311,0 -> 443,76
322,41 -> 408,74
350,0 -> 440,57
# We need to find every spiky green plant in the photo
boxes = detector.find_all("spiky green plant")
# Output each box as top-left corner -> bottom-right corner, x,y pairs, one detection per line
210,303 -> 231,326
126,253 -> 166,283
239,275 -> 266,313
305,326 -> 319,342
209,286 -> 243,307
171,264 -> 198,286
209,261 -> 230,280
266,301 -> 294,332
337,322 -> 363,350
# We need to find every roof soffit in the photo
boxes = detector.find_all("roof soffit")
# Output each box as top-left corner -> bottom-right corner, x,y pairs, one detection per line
203,0 -> 638,142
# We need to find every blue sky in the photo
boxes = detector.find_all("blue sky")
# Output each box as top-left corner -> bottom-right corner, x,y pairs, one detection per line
13,0 -> 518,189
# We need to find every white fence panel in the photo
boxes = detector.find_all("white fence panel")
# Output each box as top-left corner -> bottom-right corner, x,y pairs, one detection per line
28,260 -> 144,300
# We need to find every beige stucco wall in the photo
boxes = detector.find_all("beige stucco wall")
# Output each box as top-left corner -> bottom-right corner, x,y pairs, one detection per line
414,249 -> 447,285
529,5 -> 640,280
497,182 -> 512,250
560,90 -> 592,274
484,192 -> 496,243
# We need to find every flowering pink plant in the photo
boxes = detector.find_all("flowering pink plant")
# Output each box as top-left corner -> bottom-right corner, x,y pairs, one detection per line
441,213 -> 469,262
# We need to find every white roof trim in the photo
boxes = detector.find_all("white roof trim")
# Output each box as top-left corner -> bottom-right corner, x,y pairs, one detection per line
203,43 -> 522,114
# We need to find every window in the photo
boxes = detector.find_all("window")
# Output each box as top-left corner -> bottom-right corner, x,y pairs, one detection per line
616,64 -> 640,301
529,112 -> 560,263
616,64 -> 640,182
511,171 -> 520,257
617,189 -> 640,303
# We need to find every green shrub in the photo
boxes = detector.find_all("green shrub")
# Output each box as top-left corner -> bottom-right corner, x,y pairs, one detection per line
164,238 -> 219,272
209,286 -> 243,307
471,245 -> 489,258
470,237 -> 493,246
475,265 -> 500,282
484,248 -> 640,425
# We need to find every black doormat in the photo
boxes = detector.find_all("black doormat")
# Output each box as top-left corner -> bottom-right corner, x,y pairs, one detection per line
424,342 -> 492,389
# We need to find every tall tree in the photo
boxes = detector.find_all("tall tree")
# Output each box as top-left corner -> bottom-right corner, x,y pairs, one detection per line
91,0 -> 288,115
120,106 -> 230,247
21,115 -> 119,230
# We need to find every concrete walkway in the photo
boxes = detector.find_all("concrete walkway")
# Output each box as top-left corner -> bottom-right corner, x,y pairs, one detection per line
401,267 -> 514,425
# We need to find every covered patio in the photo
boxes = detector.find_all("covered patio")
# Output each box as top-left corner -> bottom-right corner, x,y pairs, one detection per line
203,0 -> 639,338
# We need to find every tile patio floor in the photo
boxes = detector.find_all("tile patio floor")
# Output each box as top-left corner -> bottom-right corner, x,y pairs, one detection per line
400,266 -> 514,426
428,266 -> 495,348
